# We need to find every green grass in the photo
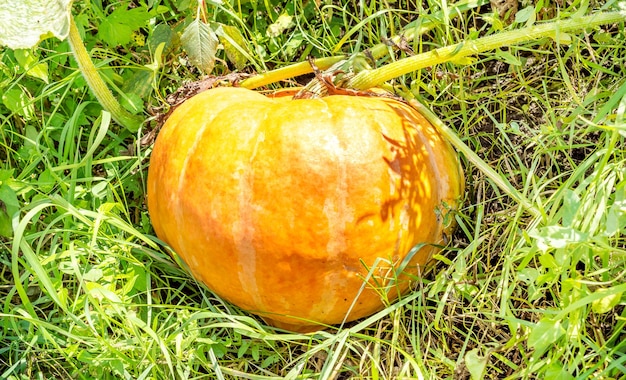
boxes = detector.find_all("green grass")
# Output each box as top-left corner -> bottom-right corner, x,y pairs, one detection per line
1,0 -> 626,378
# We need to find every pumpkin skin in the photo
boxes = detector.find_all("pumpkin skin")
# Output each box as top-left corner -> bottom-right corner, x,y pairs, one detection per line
147,86 -> 463,332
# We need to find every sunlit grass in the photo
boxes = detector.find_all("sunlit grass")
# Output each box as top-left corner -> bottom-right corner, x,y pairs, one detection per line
1,0 -> 625,378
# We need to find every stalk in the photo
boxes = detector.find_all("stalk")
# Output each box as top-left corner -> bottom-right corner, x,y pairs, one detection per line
347,11 -> 626,89
239,0 -> 488,89
68,16 -> 143,131
239,56 -> 345,89
368,0 -> 490,59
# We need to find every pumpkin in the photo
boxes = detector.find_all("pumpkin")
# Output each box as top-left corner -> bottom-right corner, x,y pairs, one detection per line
147,86 -> 464,332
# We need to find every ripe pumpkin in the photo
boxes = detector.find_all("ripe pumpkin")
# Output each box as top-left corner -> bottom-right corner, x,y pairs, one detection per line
147,86 -> 463,332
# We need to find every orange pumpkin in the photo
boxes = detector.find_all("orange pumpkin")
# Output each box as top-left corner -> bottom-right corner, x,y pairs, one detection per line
147,86 -> 463,332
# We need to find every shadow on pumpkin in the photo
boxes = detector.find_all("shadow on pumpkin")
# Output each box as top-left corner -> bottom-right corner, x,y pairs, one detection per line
353,102 -> 445,307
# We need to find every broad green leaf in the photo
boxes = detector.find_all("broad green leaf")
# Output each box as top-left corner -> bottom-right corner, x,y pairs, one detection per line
97,6 -> 151,47
14,49 -> 49,83
267,14 -> 294,38
593,30 -> 614,44
120,92 -> 144,115
465,348 -> 488,380
148,23 -> 178,54
85,281 -> 123,304
0,0 -> 72,49
544,362 -> 574,380
37,168 -> 56,193
77,350 -> 95,363
528,318 -> 565,355
591,288 -> 623,314
91,181 -> 109,199
218,24 -> 250,70
482,14 -> 505,31
529,225 -> 588,252
514,6 -> 536,26
284,32 -> 305,60
562,189 -> 580,226
495,49 -> 522,66
0,183 -> 19,216
110,359 -> 125,378
181,19 -> 218,74
0,183 -> 19,238
122,70 -> 154,99
0,61 -> 12,88
173,0 -> 192,12
538,252 -> 558,269
24,124 -> 39,150
2,87 -> 35,119
0,205 -> 12,238
83,268 -> 104,282
0,169 -> 14,182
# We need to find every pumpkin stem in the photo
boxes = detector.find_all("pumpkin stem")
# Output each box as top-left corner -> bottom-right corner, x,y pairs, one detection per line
68,15 -> 143,132
292,56 -> 374,99
238,0 -> 489,90
239,56 -> 346,90
346,11 -> 626,90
